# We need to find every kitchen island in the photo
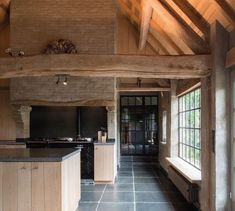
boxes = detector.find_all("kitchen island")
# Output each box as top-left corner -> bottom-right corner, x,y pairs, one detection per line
0,148 -> 81,211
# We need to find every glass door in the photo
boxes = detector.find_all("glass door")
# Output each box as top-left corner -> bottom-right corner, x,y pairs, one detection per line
120,95 -> 159,156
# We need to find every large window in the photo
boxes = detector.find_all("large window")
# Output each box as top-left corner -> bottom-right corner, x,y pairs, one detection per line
179,88 -> 201,169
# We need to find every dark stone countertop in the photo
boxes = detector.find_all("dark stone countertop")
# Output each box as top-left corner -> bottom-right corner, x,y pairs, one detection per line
0,141 -> 26,145
93,139 -> 115,145
0,148 -> 81,162
26,139 -> 115,145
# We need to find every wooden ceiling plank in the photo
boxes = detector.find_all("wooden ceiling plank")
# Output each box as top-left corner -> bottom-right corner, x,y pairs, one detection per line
150,0 -> 210,54
176,79 -> 201,96
139,0 -> 153,50
147,34 -> 169,55
151,12 -> 194,54
150,19 -> 184,55
215,0 -> 235,25
0,54 -> 211,79
171,0 -> 210,41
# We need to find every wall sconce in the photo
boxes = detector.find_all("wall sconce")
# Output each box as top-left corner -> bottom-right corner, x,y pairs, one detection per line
56,74 -> 69,86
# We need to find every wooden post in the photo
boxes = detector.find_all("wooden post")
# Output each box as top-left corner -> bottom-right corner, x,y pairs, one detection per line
200,77 -> 212,211
210,21 -> 230,211
170,80 -> 178,157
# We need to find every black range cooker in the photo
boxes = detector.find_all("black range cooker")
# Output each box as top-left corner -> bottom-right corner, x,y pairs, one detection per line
26,138 -> 94,180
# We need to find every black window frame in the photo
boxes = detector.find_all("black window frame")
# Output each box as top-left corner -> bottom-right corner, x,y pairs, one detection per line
178,88 -> 201,170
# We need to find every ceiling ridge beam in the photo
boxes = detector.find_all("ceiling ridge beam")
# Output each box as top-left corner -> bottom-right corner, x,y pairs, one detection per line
150,0 -> 210,54
171,0 -> 210,42
215,0 -> 235,25
139,0 -> 153,50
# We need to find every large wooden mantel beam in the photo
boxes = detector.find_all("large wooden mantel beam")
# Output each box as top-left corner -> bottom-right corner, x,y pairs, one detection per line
0,54 -> 211,79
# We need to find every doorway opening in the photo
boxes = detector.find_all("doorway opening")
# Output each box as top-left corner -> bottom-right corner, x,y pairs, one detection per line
120,95 -> 159,156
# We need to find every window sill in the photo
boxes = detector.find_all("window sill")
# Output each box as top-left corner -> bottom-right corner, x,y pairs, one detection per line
166,157 -> 201,184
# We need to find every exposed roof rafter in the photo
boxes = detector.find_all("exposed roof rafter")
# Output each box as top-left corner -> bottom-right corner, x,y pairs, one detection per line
215,0 -> 235,25
149,0 -> 210,54
139,0 -> 153,50
171,0 -> 210,42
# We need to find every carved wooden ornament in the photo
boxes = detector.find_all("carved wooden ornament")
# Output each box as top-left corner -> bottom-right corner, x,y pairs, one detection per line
44,39 -> 78,54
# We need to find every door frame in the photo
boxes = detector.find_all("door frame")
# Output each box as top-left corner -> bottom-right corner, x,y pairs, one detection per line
119,94 -> 160,156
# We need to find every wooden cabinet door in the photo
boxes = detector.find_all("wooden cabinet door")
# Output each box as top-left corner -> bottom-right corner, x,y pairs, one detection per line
2,163 -> 18,211
94,145 -> 105,181
94,145 -> 114,182
103,145 -> 114,181
18,163 -> 32,211
32,163 -> 45,211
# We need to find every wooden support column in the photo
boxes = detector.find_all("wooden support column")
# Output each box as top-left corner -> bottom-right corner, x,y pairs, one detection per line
211,21 -> 230,211
170,80 -> 178,157
200,77 -> 212,211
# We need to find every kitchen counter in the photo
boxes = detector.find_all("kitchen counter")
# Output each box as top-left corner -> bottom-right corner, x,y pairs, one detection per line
0,141 -> 26,145
0,148 -> 81,162
0,148 -> 81,211
94,139 -> 115,145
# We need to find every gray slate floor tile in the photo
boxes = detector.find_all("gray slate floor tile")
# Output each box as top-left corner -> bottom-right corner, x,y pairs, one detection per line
81,184 -> 105,192
98,203 -> 134,211
101,191 -> 134,202
106,184 -> 134,192
77,203 -> 98,211
136,202 -> 173,211
81,191 -> 103,202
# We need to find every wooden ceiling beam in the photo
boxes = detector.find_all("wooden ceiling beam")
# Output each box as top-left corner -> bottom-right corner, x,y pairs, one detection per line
139,0 -> 153,50
215,0 -> 235,25
149,0 -> 210,54
226,47 -> 235,68
171,0 -> 210,42
118,86 -> 171,92
0,54 -> 211,79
